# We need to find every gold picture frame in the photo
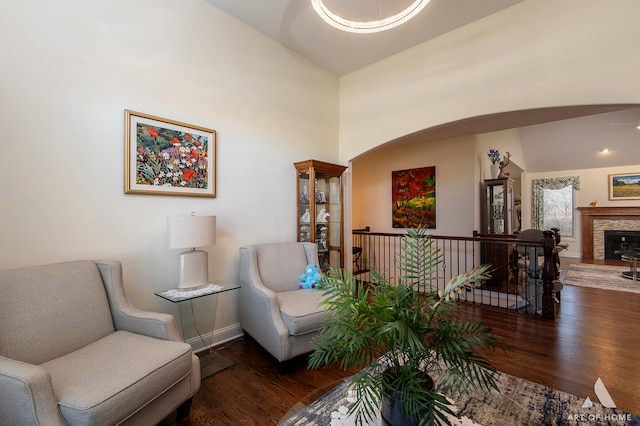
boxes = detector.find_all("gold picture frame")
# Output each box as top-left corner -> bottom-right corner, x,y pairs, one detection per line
124,110 -> 216,197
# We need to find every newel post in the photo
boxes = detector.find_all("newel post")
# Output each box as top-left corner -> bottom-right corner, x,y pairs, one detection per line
541,230 -> 557,319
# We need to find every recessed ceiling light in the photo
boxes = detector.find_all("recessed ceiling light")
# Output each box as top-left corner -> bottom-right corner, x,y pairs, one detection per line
600,149 -> 610,153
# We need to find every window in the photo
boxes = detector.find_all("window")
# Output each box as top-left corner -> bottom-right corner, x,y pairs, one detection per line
541,185 -> 574,236
532,176 -> 580,238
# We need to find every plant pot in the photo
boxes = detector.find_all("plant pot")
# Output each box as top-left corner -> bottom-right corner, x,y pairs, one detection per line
380,370 -> 435,426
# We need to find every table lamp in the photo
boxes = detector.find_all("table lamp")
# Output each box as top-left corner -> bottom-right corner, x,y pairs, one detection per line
167,213 -> 216,290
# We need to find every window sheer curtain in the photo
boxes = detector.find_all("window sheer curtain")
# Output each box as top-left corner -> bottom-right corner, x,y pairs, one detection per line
532,176 -> 580,229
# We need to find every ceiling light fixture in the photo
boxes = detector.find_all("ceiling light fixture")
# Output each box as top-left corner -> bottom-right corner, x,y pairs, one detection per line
311,0 -> 431,34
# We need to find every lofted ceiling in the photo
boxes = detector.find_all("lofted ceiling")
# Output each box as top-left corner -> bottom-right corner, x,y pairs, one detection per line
206,0 -> 525,76
206,0 -> 640,172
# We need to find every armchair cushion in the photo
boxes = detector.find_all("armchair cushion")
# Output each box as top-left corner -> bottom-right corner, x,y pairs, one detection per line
277,289 -> 327,336
42,331 -> 192,425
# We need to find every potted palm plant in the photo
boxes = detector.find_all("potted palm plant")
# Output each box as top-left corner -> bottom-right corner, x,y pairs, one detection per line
308,227 -> 507,426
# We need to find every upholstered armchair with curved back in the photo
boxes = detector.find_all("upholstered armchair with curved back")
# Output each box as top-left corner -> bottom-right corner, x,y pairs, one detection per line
239,242 -> 329,365
0,260 -> 200,426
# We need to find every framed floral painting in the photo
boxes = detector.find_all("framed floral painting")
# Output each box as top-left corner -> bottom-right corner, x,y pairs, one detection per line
124,110 -> 216,197
392,166 -> 436,228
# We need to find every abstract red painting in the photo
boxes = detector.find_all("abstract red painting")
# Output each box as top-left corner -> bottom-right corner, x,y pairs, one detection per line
392,166 -> 436,228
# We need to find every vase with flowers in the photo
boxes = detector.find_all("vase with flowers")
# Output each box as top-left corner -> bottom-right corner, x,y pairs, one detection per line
487,148 -> 500,179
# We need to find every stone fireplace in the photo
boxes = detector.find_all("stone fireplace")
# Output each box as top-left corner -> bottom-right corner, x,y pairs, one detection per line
579,207 -> 640,259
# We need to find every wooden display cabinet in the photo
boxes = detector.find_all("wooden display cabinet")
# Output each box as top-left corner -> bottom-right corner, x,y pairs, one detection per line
481,178 -> 515,234
480,178 -> 517,292
294,160 -> 347,271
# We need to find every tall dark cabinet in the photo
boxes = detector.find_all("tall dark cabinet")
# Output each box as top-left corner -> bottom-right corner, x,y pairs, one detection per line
481,178 -> 515,235
480,178 -> 517,292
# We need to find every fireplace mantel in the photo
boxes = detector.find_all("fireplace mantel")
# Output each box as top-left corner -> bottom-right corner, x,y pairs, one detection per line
579,206 -> 640,258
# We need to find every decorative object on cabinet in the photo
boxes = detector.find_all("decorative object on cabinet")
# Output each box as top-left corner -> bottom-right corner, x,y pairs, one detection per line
487,148 -> 501,164
391,166 -> 436,229
609,173 -> 640,200
487,148 -> 500,179
124,109 -> 216,198
490,163 -> 500,179
498,151 -> 511,178
294,160 -> 348,270
301,209 -> 311,223
316,208 -> 330,223
167,213 -> 216,290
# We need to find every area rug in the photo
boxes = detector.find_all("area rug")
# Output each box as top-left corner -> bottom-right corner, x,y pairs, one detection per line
279,369 -> 640,426
563,263 -> 640,294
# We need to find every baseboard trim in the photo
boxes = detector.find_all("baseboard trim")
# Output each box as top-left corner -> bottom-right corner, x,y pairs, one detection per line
186,323 -> 244,354
559,252 -> 581,259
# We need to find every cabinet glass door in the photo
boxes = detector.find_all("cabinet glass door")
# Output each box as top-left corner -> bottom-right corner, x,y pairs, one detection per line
488,184 -> 505,234
482,178 -> 514,235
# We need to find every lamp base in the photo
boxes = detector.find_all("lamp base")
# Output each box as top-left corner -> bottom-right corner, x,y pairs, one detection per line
177,250 -> 209,290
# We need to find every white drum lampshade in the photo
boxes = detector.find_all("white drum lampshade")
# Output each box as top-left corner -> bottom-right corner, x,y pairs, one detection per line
167,214 -> 216,290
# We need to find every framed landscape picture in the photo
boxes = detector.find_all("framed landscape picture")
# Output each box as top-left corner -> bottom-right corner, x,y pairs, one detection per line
609,173 -> 640,200
391,166 -> 436,228
124,110 -> 216,197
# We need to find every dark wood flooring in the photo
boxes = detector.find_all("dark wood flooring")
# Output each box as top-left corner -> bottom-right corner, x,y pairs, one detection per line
172,259 -> 640,425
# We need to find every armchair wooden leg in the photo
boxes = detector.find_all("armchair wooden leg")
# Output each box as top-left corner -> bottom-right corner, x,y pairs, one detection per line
176,397 -> 193,422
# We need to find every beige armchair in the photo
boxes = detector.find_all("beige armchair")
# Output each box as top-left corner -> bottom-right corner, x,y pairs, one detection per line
239,242 -> 329,364
0,260 -> 200,426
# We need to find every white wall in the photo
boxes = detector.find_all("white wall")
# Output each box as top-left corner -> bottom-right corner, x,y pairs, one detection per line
338,0 -> 640,164
0,0 -> 339,346
352,136 -> 476,236
352,129 -> 529,238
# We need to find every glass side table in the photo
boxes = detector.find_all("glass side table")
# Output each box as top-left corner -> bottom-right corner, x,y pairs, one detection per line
621,246 -> 640,281
155,283 -> 240,379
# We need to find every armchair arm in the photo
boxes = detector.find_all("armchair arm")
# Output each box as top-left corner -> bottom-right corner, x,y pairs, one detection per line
239,247 -> 292,361
96,260 -> 182,342
0,356 -> 65,426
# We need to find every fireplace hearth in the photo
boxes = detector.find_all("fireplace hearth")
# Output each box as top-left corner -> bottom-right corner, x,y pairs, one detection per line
605,230 -> 640,260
